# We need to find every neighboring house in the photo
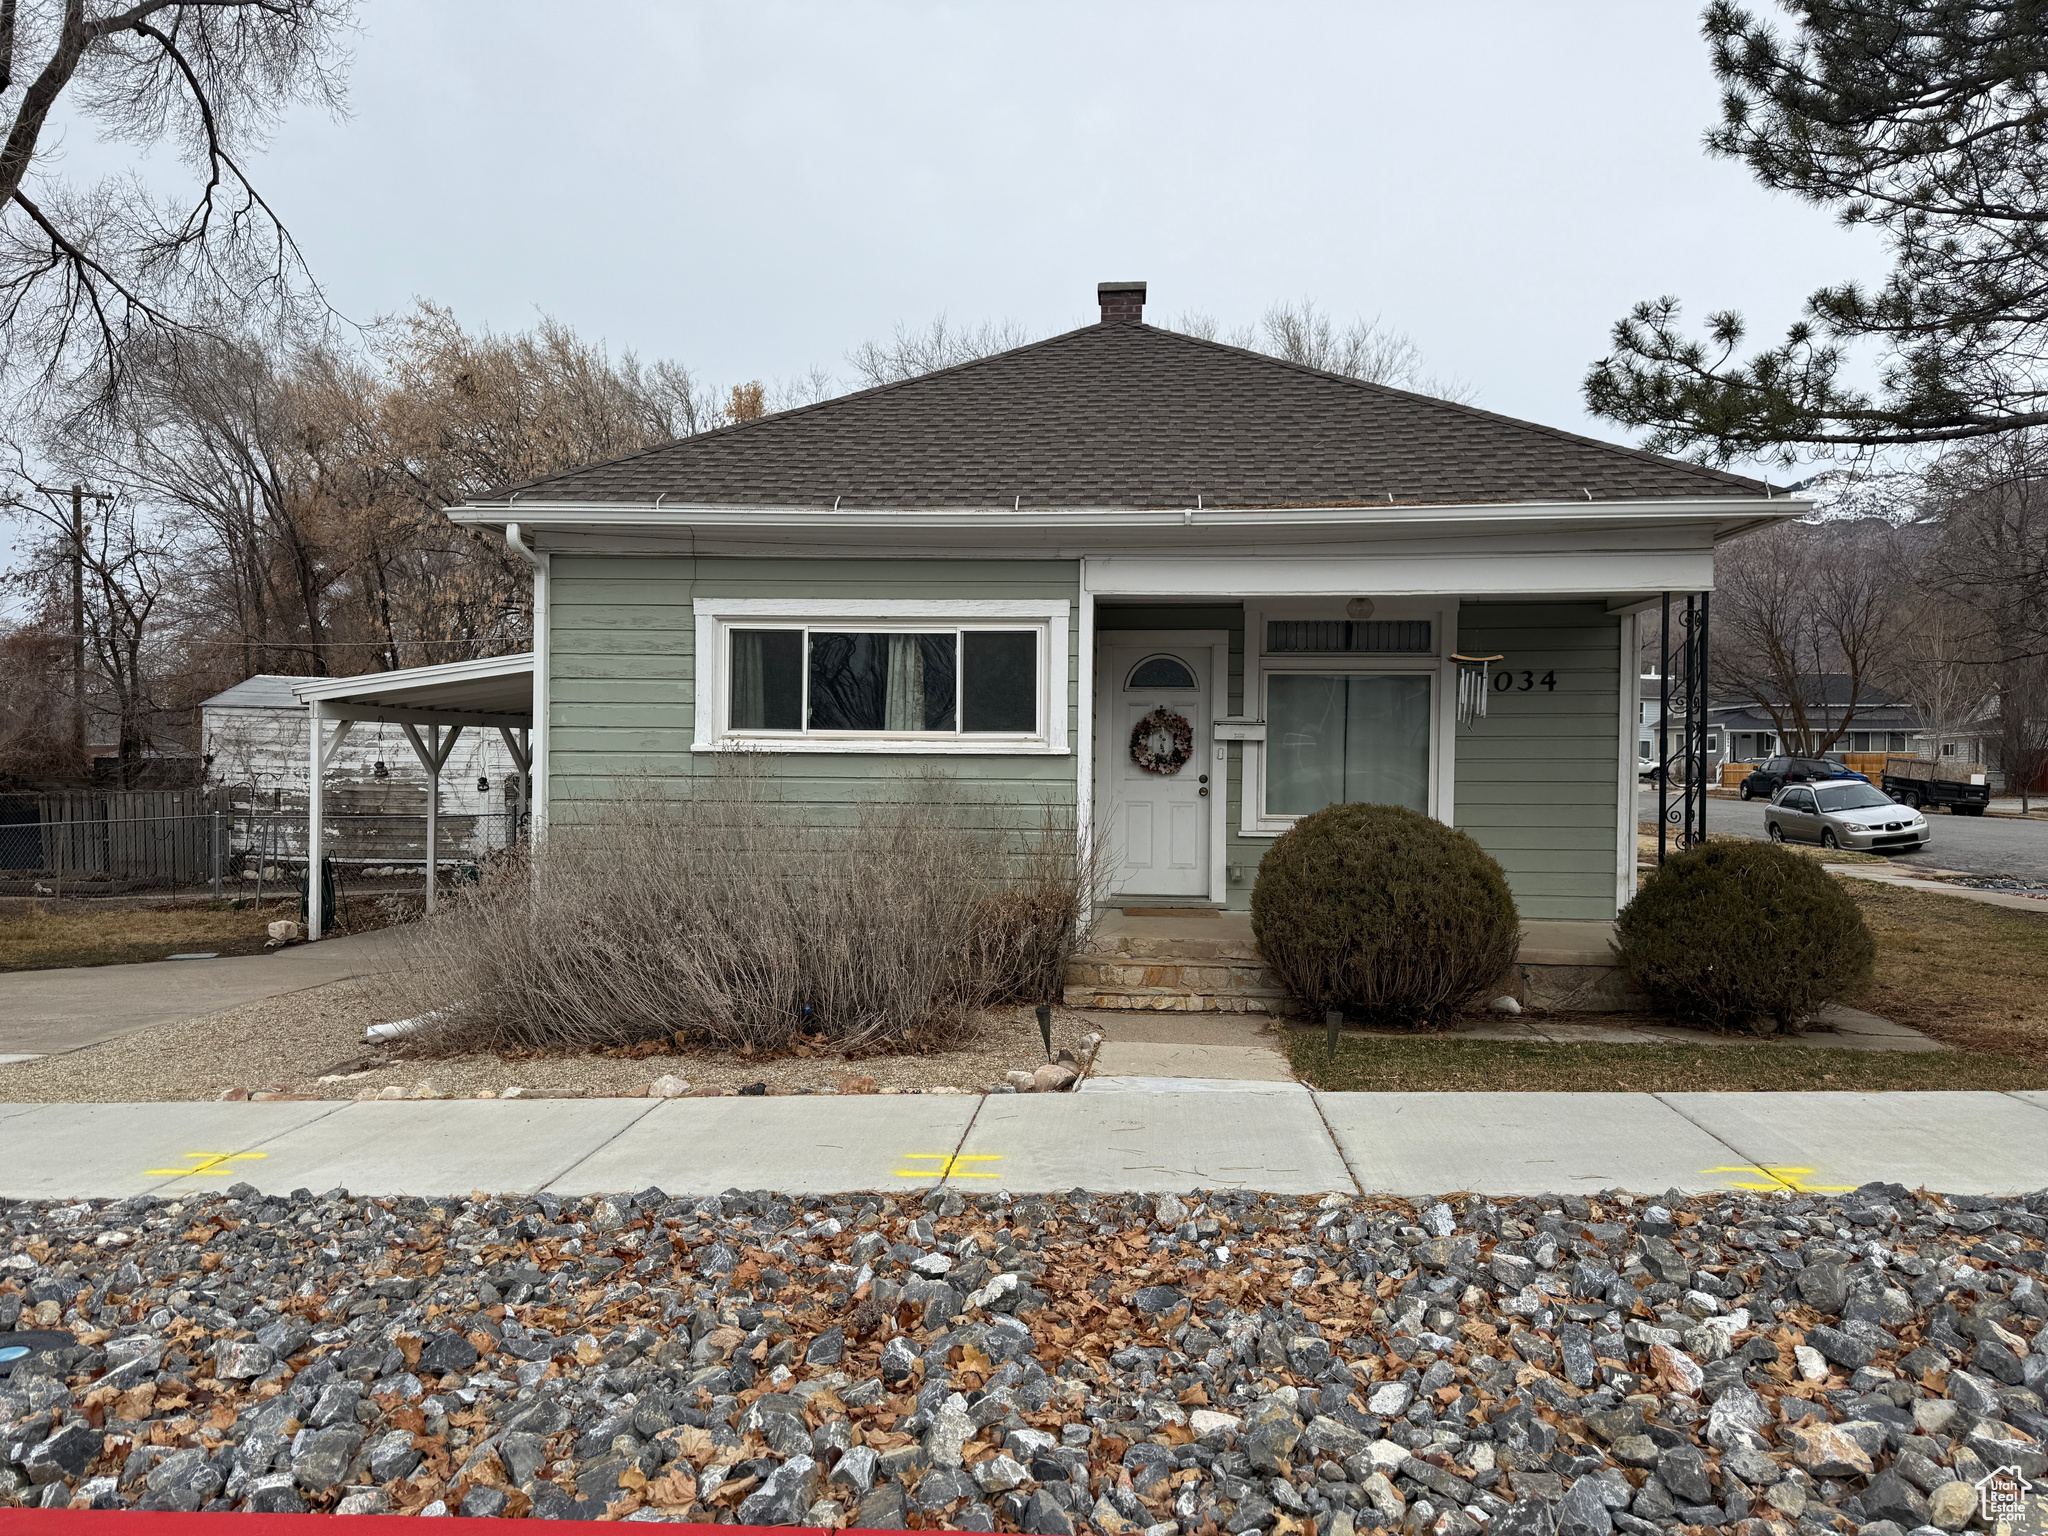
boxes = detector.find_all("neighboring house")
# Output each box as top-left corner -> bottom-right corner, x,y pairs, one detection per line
82,740 -> 201,786
1709,675 -> 1990,767
201,674 -> 527,864
417,280 -> 1801,927
1637,672 -> 1727,776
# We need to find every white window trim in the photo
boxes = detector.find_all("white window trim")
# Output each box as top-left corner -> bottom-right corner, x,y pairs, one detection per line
1240,601 -> 1454,836
692,597 -> 1071,755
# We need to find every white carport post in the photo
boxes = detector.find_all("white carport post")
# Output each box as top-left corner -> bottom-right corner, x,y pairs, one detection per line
400,721 -> 464,913
306,699 -> 324,941
304,701 -> 354,942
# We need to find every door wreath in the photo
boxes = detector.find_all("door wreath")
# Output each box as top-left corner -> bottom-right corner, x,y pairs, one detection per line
1130,706 -> 1195,775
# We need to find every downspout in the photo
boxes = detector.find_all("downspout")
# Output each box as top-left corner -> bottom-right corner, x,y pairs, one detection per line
506,522 -> 549,845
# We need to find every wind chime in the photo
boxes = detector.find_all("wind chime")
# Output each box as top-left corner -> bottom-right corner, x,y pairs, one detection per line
1450,652 -> 1503,726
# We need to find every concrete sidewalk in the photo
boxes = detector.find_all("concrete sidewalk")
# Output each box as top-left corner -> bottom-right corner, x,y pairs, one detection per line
3,1086 -> 2043,1200
0,930 -> 398,1060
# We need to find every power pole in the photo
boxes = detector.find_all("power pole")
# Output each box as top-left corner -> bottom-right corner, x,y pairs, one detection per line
71,483 -> 86,773
32,480 -> 112,778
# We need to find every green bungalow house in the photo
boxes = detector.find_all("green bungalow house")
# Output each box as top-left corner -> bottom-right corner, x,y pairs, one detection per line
300,282 -> 1798,1007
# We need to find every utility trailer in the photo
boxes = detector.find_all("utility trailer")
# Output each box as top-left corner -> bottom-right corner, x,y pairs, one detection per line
1882,755 -> 1991,815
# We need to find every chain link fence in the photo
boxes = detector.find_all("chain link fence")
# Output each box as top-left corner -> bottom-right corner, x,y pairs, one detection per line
0,806 -> 526,904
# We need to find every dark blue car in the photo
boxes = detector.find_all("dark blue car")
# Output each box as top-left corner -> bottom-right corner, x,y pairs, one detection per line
1738,755 -> 1870,801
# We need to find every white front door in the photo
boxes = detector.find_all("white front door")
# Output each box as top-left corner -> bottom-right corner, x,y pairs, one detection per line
1098,638 -> 1216,899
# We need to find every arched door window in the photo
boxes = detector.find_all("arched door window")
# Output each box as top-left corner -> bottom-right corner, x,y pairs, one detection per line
1126,654 -> 1198,690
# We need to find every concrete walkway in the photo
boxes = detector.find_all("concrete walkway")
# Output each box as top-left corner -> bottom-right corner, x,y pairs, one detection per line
3,1087 -> 2043,1200
1456,1001 -> 1947,1052
0,931 -> 399,1061
1824,861 -> 2048,914
1080,1010 -> 1299,1092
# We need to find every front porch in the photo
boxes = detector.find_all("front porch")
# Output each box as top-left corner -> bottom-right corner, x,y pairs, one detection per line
1063,907 -> 1634,1014
1086,592 -> 1647,925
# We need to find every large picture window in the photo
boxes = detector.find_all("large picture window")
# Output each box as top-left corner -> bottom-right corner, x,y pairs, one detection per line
1265,673 -> 1431,816
731,627 -> 1035,736
696,599 -> 1067,754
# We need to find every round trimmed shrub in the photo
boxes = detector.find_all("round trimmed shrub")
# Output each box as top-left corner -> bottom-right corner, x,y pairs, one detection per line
1251,802 -> 1521,1027
1615,840 -> 1874,1033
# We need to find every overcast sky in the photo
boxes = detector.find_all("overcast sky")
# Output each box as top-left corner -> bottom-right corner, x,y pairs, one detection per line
8,0 -> 1887,602
136,3 -> 1891,428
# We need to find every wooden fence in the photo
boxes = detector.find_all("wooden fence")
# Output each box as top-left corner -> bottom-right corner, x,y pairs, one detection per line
1719,752 -> 1902,788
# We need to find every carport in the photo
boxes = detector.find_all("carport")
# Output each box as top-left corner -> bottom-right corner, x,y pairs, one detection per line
292,653 -> 537,940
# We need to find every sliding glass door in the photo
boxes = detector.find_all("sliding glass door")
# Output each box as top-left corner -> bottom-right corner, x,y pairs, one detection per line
1264,673 -> 1432,817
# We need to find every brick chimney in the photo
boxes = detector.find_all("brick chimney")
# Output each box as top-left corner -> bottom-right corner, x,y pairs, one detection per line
1098,281 -> 1146,323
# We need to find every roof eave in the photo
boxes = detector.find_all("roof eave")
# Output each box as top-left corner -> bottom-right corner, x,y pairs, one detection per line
451,495 -> 1809,535
290,651 -> 536,705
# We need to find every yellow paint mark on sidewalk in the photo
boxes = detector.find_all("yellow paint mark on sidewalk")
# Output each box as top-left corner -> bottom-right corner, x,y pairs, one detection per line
1707,1165 -> 1854,1193
894,1153 -> 1003,1180
145,1152 -> 267,1178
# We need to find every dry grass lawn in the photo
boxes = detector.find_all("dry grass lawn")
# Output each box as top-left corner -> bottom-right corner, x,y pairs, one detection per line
0,899 -> 281,971
1847,880 -> 2048,1055
1285,867 -> 2048,1092
0,895 -> 394,971
1286,1031 -> 2043,1093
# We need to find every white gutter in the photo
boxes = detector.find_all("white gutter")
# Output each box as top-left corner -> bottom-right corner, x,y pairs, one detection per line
446,495 -> 1805,536
504,523 -> 550,844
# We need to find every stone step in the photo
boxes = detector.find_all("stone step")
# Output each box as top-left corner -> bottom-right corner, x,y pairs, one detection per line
1066,911 -> 1290,1012
1080,933 -> 1262,962
1061,983 -> 1297,1015
1065,957 -> 1282,993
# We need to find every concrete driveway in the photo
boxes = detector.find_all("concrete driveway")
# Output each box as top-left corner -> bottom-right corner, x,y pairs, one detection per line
0,931 -> 400,1061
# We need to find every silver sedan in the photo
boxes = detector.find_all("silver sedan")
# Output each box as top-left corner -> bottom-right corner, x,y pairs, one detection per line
1766,779 -> 1929,853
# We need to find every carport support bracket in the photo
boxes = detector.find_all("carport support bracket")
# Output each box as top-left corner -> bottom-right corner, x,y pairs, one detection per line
400,721 -> 465,914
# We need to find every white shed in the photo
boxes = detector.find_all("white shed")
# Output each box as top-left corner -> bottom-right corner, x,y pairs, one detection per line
200,672 -> 528,871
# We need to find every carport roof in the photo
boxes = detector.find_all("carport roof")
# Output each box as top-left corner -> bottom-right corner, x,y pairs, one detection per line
290,653 -> 534,721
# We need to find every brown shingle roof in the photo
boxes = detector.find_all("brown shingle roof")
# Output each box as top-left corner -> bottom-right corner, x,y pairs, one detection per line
480,321 -> 1766,509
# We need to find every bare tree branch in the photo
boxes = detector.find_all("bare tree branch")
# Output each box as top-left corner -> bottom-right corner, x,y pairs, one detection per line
0,0 -> 353,426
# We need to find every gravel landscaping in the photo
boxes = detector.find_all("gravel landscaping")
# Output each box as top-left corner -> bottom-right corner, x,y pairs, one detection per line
3,1181 -> 2044,1529
0,978 -> 1101,1103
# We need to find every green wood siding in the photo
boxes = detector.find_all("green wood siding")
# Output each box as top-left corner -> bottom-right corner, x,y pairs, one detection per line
547,555 -> 1080,827
1454,603 -> 1623,921
548,573 -> 1623,921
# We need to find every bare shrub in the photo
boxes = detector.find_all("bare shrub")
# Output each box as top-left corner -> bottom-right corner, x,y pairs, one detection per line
973,806 -> 1103,1007
391,764 -> 1099,1056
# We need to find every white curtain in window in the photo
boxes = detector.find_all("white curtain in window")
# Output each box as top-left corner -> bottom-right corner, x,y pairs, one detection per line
1266,673 -> 1431,816
885,634 -> 925,731
732,631 -> 766,729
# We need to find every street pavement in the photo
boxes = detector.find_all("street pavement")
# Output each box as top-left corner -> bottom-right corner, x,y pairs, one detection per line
3,1087 -> 2043,1200
1637,786 -> 2048,880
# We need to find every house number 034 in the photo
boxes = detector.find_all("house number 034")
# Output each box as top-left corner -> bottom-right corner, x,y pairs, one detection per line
1492,670 -> 1558,693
